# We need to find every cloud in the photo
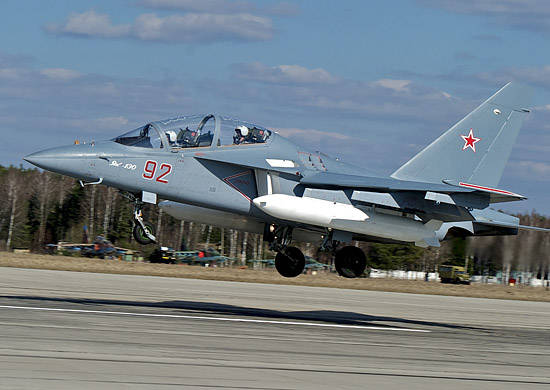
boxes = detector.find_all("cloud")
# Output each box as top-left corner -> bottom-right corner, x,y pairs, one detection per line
40,68 -> 81,81
0,68 -> 24,80
138,0 -> 299,15
418,0 -> 550,33
0,58 -> 196,140
515,160 -> 550,177
46,9 -> 273,43
0,52 -> 34,68
392,63 -> 550,94
472,65 -> 550,90
427,64 -> 550,95
138,0 -> 253,13
374,79 -> 411,92
228,62 -> 461,124
233,62 -> 339,84
133,13 -> 272,42
45,10 -> 131,38
453,51 -> 478,62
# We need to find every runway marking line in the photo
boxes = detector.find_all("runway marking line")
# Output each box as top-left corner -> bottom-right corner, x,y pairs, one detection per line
0,305 -> 430,333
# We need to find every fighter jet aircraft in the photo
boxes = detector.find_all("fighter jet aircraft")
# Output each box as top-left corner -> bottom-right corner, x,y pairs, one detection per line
24,82 -> 549,278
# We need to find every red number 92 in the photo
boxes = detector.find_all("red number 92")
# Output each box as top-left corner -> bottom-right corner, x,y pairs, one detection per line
142,160 -> 172,183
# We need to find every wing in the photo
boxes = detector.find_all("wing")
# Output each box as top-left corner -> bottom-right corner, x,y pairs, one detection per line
300,171 -> 524,204
300,172 -> 472,193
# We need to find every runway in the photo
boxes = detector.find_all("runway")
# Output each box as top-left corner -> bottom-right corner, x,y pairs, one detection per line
0,268 -> 549,389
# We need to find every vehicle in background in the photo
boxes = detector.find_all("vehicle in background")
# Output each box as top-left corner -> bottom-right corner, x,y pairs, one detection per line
149,246 -> 177,264
248,259 -> 276,269
45,240 -> 137,260
439,265 -> 470,284
51,243 -> 83,256
81,236 -> 118,259
304,256 -> 332,273
175,248 -> 232,267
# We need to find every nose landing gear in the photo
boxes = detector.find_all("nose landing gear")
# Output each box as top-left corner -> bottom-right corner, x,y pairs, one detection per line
133,208 -> 157,245
121,192 -> 157,245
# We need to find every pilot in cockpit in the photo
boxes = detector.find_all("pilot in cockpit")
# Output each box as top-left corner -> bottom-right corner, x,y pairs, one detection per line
233,125 -> 249,145
165,130 -> 178,146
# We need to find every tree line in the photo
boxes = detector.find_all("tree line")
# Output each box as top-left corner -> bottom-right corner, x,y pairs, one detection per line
1,165 -> 549,277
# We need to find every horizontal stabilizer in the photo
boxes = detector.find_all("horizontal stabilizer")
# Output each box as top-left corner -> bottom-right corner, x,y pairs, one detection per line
477,220 -> 550,232
517,225 -> 550,232
443,180 -> 526,203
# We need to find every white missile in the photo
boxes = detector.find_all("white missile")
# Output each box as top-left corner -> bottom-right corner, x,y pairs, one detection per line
253,194 -> 441,247
253,194 -> 368,226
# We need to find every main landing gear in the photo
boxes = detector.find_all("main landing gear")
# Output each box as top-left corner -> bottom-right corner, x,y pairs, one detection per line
320,230 -> 367,278
266,225 -> 305,278
275,247 -> 305,278
334,246 -> 367,278
122,192 -> 157,245
265,225 -> 367,278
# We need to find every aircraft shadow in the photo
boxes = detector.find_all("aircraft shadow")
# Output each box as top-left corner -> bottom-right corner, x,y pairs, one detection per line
0,295 -> 481,331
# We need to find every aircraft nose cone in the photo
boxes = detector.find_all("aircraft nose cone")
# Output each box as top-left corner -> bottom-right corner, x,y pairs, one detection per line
24,150 -> 57,169
24,144 -> 95,177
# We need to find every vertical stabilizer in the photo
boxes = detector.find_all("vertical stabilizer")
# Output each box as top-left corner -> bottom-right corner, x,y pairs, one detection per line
391,83 -> 533,187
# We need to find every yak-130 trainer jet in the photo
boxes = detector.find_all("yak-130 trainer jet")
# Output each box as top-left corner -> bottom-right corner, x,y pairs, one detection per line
25,82 -> 550,278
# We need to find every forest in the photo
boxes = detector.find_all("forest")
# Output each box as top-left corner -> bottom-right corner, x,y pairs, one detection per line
1,165 -> 549,279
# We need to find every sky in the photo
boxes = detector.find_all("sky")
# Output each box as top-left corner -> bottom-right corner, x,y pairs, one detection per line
1,0 -> 550,214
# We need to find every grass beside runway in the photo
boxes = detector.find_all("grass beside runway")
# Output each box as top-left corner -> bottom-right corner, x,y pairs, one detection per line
1,251 -> 548,302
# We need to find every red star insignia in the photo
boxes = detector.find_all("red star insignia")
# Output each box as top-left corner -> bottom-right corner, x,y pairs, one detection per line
460,128 -> 481,152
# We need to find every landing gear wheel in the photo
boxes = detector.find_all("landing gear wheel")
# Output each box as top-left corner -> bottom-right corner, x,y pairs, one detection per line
335,246 -> 367,278
133,222 -> 155,245
275,246 -> 305,278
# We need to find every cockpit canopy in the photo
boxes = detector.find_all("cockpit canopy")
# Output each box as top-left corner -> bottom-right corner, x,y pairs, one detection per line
113,124 -> 164,149
156,114 -> 216,148
113,114 -> 272,150
218,116 -> 271,146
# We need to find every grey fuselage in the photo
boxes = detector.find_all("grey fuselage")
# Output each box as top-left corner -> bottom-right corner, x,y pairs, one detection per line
24,113 -> 524,247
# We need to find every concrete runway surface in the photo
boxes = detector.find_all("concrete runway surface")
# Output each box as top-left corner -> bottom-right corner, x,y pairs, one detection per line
0,268 -> 549,389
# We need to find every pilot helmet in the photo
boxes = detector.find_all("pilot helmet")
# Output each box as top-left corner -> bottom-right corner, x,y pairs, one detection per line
165,130 -> 177,143
236,125 -> 249,136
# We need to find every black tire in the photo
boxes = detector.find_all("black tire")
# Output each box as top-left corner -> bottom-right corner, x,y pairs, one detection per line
133,222 -> 155,245
335,246 -> 367,278
275,246 -> 305,278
